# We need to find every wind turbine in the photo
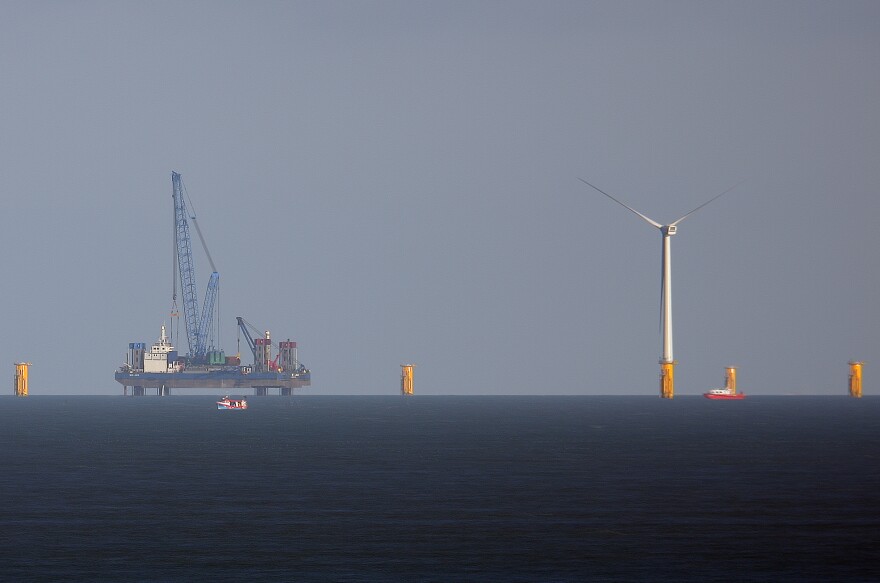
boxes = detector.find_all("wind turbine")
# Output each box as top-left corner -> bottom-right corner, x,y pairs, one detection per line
579,178 -> 742,398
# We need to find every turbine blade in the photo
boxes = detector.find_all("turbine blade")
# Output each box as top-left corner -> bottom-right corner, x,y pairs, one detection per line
669,179 -> 747,226
578,178 -> 662,228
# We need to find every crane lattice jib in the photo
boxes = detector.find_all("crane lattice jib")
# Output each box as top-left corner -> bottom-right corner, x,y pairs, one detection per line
172,172 -> 201,357
196,272 -> 220,356
236,316 -> 258,363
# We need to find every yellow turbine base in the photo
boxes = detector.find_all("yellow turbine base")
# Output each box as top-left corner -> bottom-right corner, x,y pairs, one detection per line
849,361 -> 863,398
659,361 -> 675,399
725,366 -> 737,395
14,362 -> 30,397
400,364 -> 415,396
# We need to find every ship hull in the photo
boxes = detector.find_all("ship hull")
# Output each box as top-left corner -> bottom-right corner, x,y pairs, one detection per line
115,370 -> 310,390
703,393 -> 746,400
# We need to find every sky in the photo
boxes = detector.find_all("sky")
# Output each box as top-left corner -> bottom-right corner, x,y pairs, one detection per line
1,1 -> 878,395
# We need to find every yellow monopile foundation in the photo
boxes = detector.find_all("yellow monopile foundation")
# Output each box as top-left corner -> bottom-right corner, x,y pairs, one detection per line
400,364 -> 415,396
14,362 -> 31,397
659,361 -> 675,399
848,361 -> 863,398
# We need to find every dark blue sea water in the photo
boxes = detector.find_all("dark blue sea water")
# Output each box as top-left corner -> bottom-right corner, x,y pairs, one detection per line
0,396 -> 877,581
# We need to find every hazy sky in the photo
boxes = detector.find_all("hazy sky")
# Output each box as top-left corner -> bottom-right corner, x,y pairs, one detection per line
2,1 -> 878,395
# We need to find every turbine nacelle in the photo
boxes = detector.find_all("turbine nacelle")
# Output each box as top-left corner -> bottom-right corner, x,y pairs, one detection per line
661,225 -> 677,236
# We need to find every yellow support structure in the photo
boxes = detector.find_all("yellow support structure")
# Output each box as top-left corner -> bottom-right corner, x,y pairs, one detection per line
659,361 -> 675,399
848,361 -> 863,398
14,362 -> 31,397
725,366 -> 737,395
400,364 -> 415,396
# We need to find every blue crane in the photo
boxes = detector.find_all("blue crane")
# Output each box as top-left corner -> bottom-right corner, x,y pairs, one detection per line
196,272 -> 220,357
171,171 -> 219,361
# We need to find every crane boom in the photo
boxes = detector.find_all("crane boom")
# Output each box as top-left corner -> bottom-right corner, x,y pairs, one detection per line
236,316 -> 257,364
172,171 -> 219,361
172,171 -> 201,357
196,272 -> 220,356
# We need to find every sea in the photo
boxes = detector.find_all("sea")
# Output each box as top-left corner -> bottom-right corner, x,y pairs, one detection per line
0,395 -> 876,582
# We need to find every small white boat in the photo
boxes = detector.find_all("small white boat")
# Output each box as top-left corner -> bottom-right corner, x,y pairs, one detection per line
217,396 -> 248,410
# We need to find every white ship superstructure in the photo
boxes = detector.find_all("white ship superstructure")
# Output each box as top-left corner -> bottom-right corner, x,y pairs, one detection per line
143,325 -> 177,373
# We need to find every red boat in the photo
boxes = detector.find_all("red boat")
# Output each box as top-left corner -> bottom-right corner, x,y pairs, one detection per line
217,396 -> 248,410
703,388 -> 746,400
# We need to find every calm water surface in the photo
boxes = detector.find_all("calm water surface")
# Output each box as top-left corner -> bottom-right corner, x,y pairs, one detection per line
0,395 -> 876,581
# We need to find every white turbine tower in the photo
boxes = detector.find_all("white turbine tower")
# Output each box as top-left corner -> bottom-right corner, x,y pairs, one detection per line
579,178 -> 742,398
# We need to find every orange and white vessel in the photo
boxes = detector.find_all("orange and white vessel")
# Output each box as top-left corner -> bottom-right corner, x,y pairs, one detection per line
217,395 -> 248,410
703,387 -> 745,400
703,366 -> 745,400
